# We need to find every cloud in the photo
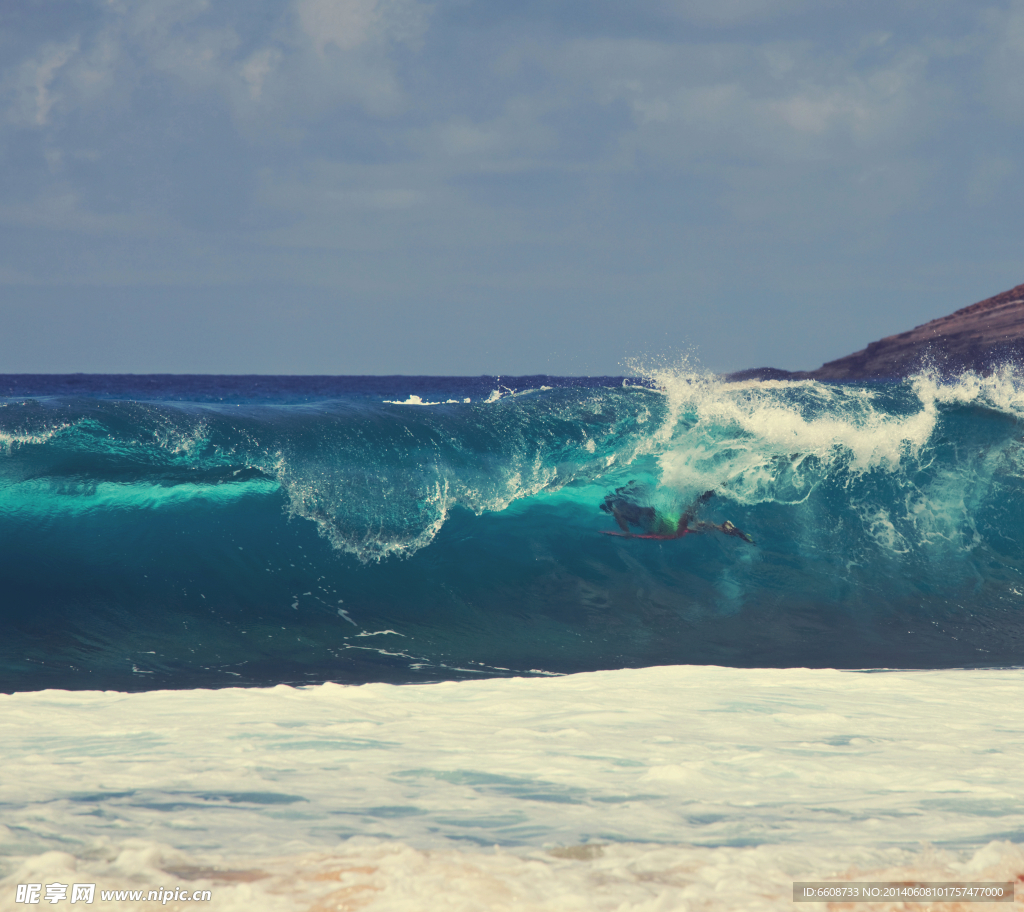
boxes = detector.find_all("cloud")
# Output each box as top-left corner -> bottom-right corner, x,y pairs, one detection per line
8,39 -> 79,127
1,0 -> 432,134
0,0 -> 1021,373
240,48 -> 283,101
297,0 -> 426,54
655,0 -> 814,27
544,33 -> 933,169
983,0 -> 1024,121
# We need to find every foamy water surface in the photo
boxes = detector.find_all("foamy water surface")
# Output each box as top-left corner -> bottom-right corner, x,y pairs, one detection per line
2,666 -> 1023,910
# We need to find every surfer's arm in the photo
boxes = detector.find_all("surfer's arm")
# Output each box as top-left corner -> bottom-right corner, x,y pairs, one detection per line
679,490 -> 715,527
719,520 -> 755,544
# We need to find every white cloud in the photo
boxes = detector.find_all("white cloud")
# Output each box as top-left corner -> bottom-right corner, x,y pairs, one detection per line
983,0 -> 1024,121
768,56 -> 925,146
419,95 -> 559,163
1,0 -> 433,137
545,34 -> 933,169
297,0 -> 425,54
147,26 -> 242,91
9,40 -> 79,127
241,48 -> 283,101
657,0 -> 813,26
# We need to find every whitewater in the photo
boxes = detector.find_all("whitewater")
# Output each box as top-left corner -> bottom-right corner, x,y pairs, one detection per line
1,367 -> 1023,910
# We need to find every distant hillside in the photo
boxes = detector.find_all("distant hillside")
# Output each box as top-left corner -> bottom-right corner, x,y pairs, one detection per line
728,282 -> 1024,382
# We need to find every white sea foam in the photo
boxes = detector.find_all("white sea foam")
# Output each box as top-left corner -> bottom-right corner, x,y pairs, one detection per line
1,666 -> 1023,910
383,395 -> 471,405
0,478 -> 278,516
483,382 -> 553,403
153,417 -> 211,456
642,361 -> 936,484
2,837 -> 1021,911
624,361 -> 1024,554
915,363 -> 1024,417
0,422 -> 72,455
271,452 -> 456,562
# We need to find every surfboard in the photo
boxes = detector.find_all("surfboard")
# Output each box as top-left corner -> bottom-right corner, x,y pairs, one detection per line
600,530 -> 688,540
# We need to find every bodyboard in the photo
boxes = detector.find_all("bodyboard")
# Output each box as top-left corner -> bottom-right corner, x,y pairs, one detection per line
600,530 -> 688,540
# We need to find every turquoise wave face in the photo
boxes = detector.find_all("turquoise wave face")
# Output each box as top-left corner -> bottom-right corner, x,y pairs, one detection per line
2,370 -> 1024,691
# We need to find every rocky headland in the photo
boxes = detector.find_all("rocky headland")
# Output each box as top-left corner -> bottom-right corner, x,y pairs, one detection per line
728,282 -> 1024,382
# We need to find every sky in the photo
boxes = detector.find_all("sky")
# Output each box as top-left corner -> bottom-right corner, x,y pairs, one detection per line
1,0 -> 1023,376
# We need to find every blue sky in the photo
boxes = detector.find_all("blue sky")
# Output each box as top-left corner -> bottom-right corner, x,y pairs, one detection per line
2,0 -> 1023,375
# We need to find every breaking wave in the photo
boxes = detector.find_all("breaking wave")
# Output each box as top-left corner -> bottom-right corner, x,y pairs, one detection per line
2,368 -> 1024,690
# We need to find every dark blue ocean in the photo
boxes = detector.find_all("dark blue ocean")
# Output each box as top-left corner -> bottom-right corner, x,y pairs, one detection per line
2,369 -> 1023,692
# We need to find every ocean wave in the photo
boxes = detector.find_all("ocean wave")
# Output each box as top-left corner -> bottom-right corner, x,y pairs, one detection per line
2,371 -> 1024,689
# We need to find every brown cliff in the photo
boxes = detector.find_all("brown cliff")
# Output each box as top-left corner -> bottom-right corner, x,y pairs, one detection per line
727,282 -> 1024,382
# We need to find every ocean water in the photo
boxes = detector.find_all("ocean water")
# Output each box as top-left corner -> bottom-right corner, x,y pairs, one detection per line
3,368 -> 1024,690
2,667 -> 1024,911
2,368 -> 1024,909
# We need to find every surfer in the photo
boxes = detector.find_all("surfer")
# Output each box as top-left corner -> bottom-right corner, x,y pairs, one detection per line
600,483 -> 754,543
600,481 -> 660,533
